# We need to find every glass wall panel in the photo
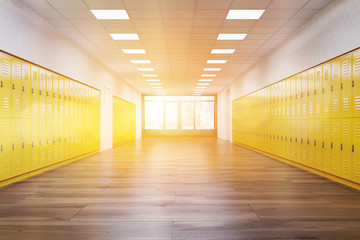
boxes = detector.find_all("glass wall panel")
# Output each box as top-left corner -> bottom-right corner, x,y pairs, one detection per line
195,102 -> 214,129
165,102 -> 177,129
181,102 -> 194,129
145,102 -> 164,129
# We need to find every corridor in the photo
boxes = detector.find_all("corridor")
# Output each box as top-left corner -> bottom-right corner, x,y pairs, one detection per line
0,137 -> 360,240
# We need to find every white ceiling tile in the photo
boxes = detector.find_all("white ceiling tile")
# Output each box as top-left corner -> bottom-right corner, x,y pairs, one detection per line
267,0 -> 309,9
84,33 -> 113,40
58,10 -> 95,19
277,26 -> 298,34
83,0 -> 125,9
283,18 -> 308,27
269,33 -> 290,40
163,19 -> 193,27
35,9 -> 63,19
246,33 -> 272,40
131,19 -> 163,27
192,27 -> 222,34
66,33 -> 86,40
303,0 -> 333,9
162,10 -> 194,19
164,27 -> 192,34
127,10 -> 162,19
196,0 -> 232,9
121,0 -> 161,9
222,20 -> 256,27
47,18 -> 73,27
193,19 -> 224,27
194,10 -> 227,19
58,27 -> 81,34
100,20 -> 133,27
21,0 -> 53,9
160,0 -> 196,9
68,19 -> 103,27
137,27 -> 164,34
292,9 -> 319,18
241,39 -> 267,45
254,18 -> 288,27
78,27 -> 109,34
249,26 -> 280,34
46,0 -> 88,9
230,0 -> 271,9
261,9 -> 297,19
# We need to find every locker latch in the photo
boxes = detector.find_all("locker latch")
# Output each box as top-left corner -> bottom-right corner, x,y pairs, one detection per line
290,138 -> 292,143
59,95 -> 61,99
352,144 -> 355,152
301,93 -> 303,98
307,91 -> 309,96
39,90 -> 42,95
39,140 -> 42,145
314,89 -> 316,95
1,145 -> 3,151
22,142 -> 25,148
331,85 -> 333,91
341,83 -> 343,90
331,142 -> 333,148
22,86 -> 25,92
0,81 -> 3,88
59,138 -> 61,142
12,83 -> 15,90
340,143 -> 343,150
352,80 -> 355,87
53,93 -> 55,98
12,143 -> 15,150
322,88 -> 324,93
32,88 -> 34,94
32,142 -> 34,148
301,138 -> 303,144
47,91 -> 49,97
53,138 -> 55,143
295,138 -> 297,143
322,142 -> 324,148
307,139 -> 309,145
47,139 -> 49,144
314,140 -> 316,146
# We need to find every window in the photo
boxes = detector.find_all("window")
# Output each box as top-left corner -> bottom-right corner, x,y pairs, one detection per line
145,102 -> 163,129
182,102 -> 194,129
165,102 -> 177,129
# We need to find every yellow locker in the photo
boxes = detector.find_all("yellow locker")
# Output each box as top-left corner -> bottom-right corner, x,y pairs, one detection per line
30,66 -> 39,171
46,71 -> 53,119
353,118 -> 360,183
52,74 -> 59,119
340,118 -> 352,180
53,118 -> 59,163
0,118 -> 12,180
295,119 -> 302,163
38,118 -> 46,167
58,76 -> 64,118
290,77 -> 296,119
39,69 -> 46,119
0,53 -> 11,118
69,80 -> 74,118
21,62 -> 31,119
295,74 -> 302,119
64,119 -> 70,160
58,119 -> 64,161
353,50 -> 360,117
322,62 -> 331,118
11,58 -> 22,119
314,119 -> 323,170
11,118 -> 22,176
322,118 -> 332,173
290,119 -> 296,161
46,119 -> 53,165
306,118 -> 315,168
314,65 -> 322,118
64,78 -> 69,119
308,68 -> 315,118
22,118 -> 31,173
330,118 -> 341,176
340,53 -> 352,117
301,72 -> 308,118
270,84 -> 276,118
282,80 -> 288,119
331,57 -> 341,118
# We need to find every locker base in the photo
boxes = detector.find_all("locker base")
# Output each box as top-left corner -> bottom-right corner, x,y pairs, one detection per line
233,141 -> 360,191
0,150 -> 99,188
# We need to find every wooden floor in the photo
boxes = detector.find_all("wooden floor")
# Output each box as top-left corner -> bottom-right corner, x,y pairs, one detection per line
1,137 -> 360,240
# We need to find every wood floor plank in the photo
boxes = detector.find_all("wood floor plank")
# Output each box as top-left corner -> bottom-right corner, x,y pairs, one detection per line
0,137 -> 359,239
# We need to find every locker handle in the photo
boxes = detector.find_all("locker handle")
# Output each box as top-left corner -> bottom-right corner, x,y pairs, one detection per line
53,139 -> 55,143
1,145 -> 3,151
341,83 -> 343,90
290,138 -> 292,143
59,138 -> 61,142
352,80 -> 355,87
47,91 -> 49,97
301,138 -> 303,144
22,142 -> 25,148
12,83 -> 15,90
301,93 -> 303,98
32,88 -> 34,94
307,91 -> 309,96
39,140 -> 42,145
314,140 -> 316,146
22,86 -> 25,92
307,139 -> 309,145
32,142 -> 34,148
12,144 -> 15,150
352,144 -> 355,152
331,85 -> 333,91
322,88 -> 324,93
322,142 -> 324,148
47,139 -> 49,144
314,89 -> 316,95
331,142 -> 333,149
0,81 -> 3,88
295,138 -> 297,143
340,143 -> 343,150
39,90 -> 42,95
53,93 -> 55,98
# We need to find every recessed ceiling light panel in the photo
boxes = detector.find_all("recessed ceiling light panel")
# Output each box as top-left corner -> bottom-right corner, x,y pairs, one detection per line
143,74 -> 157,77
122,49 -> 146,54
207,60 -> 227,64
211,49 -> 235,54
217,33 -> 247,40
201,74 -> 216,77
197,83 -> 210,85
131,60 -> 151,64
204,68 -> 221,71
110,34 -> 139,40
199,79 -> 213,82
226,10 -> 265,20
138,68 -> 154,71
146,79 -> 160,82
90,10 -> 129,19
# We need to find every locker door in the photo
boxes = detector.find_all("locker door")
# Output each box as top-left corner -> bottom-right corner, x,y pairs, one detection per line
314,119 -> 323,170
0,53 -> 11,118
52,74 -> 59,120
30,118 -> 39,171
58,76 -> 64,118
331,58 -> 341,118
295,74 -> 302,119
307,118 -> 315,168
64,119 -> 70,160
22,118 -> 31,173
38,118 -> 46,167
322,118 -> 332,174
283,119 -> 289,159
0,118 -> 12,180
322,62 -> 331,118
353,50 -> 360,117
46,118 -> 53,165
64,78 -> 69,119
53,118 -> 59,163
341,118 -> 352,180
353,118 -> 360,183
331,118 -> 341,176
308,68 -> 315,118
295,119 -> 302,163
301,72 -> 308,118
58,119 -> 64,161
341,53 -> 352,117
290,119 -> 296,161
21,62 -> 31,119
30,66 -> 39,171
314,66 -> 322,118
284,79 -> 289,119
46,71 -> 53,119
52,75 -> 59,163
11,118 -> 22,176
39,69 -> 46,119
290,77 -> 296,119
11,58 -> 22,119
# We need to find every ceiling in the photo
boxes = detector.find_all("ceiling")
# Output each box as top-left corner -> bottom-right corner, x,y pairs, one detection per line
20,0 -> 333,95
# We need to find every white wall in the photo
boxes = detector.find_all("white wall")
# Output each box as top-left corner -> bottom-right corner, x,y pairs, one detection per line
0,0 -> 142,151
218,0 -> 360,141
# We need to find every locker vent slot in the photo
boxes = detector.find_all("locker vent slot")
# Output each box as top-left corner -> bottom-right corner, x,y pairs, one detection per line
3,60 -> 10,75
14,64 -> 21,79
355,56 -> 360,72
355,96 -> 360,111
342,98 -> 350,111
343,60 -> 350,76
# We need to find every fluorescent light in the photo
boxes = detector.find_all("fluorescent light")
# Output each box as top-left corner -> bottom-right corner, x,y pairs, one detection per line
152,86 -> 163,89
146,79 -> 160,82
226,10 -> 265,19
211,49 -> 236,54
196,86 -> 207,89
122,49 -> 146,54
217,33 -> 247,40
149,83 -> 161,85
199,79 -> 213,82
90,10 -> 129,19
201,74 -> 216,77
143,74 -> 157,77
131,60 -> 151,64
207,60 -> 227,64
110,34 -> 139,40
138,68 -> 154,71
204,68 -> 221,71
197,83 -> 210,85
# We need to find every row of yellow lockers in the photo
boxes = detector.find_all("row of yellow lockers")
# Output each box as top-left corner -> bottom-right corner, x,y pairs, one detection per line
0,52 -> 101,181
233,49 -> 360,120
232,48 -> 360,186
112,96 -> 136,146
